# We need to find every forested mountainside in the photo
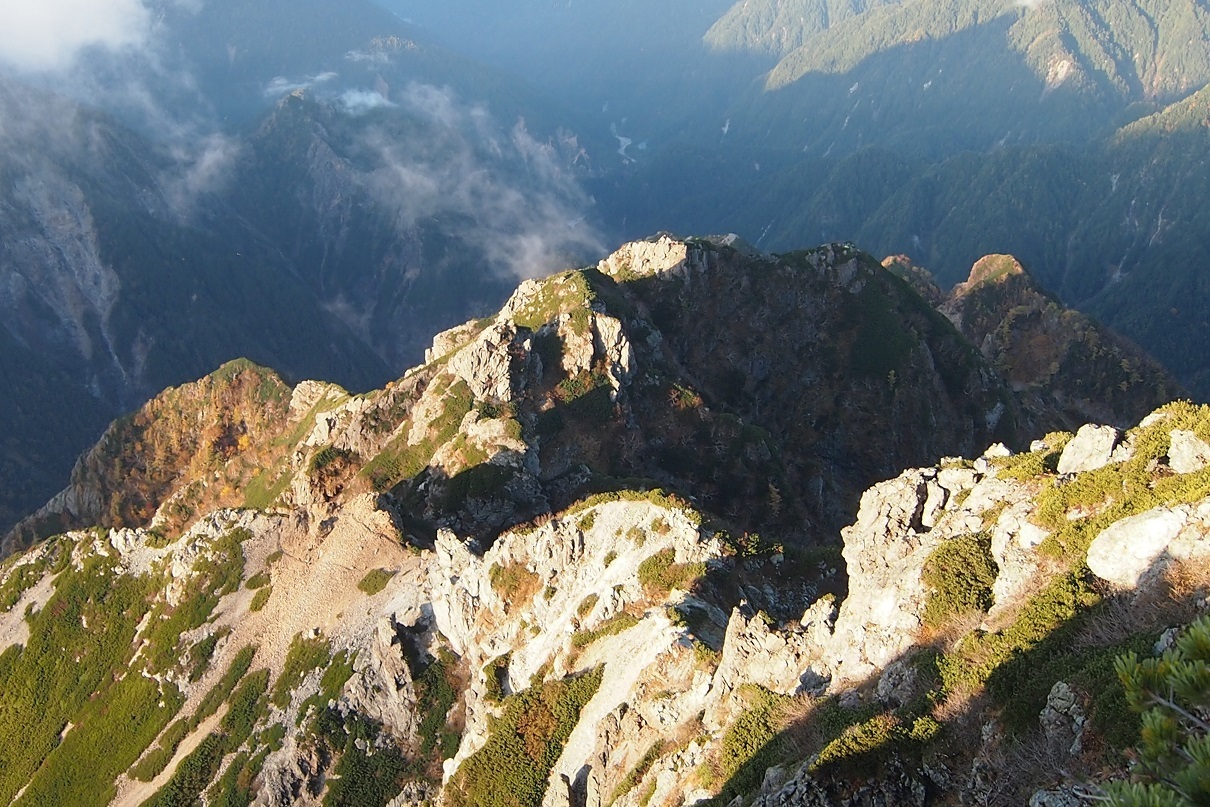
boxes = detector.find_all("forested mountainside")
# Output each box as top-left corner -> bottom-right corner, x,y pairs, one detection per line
590,0 -> 1210,397
704,0 -> 904,57
0,236 -> 1203,807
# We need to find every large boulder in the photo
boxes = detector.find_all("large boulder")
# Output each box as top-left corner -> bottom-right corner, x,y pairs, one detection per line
1056,424 -> 1122,474
1169,430 -> 1210,474
1086,506 -> 1191,587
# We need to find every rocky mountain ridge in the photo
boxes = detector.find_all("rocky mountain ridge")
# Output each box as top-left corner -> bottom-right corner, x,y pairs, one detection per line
0,235 -> 1202,806
6,235 -> 1172,557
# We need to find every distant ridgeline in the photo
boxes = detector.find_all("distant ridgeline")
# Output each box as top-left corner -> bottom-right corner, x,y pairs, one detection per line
589,0 -> 1210,399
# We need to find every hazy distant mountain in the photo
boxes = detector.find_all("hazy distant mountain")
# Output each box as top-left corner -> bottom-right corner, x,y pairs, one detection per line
375,0 -> 764,144
0,0 -> 609,533
0,77 -> 393,532
705,0 -> 904,57
151,0 -> 567,124
585,0 -> 1210,397
729,0 -> 1210,156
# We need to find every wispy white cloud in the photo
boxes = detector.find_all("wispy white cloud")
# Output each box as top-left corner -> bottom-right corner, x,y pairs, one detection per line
161,132 -> 244,214
0,0 -> 151,73
346,49 -> 391,66
339,89 -> 396,115
366,83 -> 604,279
263,72 -> 339,98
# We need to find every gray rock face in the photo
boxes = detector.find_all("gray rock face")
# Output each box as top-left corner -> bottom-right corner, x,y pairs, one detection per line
1,170 -> 122,371
385,782 -> 436,807
1039,681 -> 1086,756
748,757 -> 929,807
1056,424 -> 1122,474
1086,507 -> 1190,587
426,321 -> 484,364
448,322 -> 525,402
988,500 -> 1050,615
340,616 -> 422,744
257,737 -> 325,807
876,660 -> 919,709
592,314 -> 636,391
596,234 -> 715,280
1169,429 -> 1210,474
1030,789 -> 1084,807
705,605 -> 823,730
826,470 -> 953,685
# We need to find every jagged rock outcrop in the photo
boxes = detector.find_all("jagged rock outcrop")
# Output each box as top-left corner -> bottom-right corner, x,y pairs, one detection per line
748,757 -> 930,807
449,322 -> 528,403
340,617 -> 422,743
939,254 -> 1181,432
596,234 -> 716,280
988,498 -> 1051,613
705,604 -> 825,730
1039,681 -> 1087,756
822,465 -> 998,685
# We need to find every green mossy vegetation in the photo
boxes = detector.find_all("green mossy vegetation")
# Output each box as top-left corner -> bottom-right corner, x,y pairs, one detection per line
295,651 -> 356,729
208,747 -> 270,807
315,710 -> 410,807
130,719 -> 191,782
608,742 -> 665,806
921,533 -> 998,628
0,541 -> 59,612
993,432 -> 1071,480
562,489 -> 702,528
637,549 -> 707,596
414,650 -> 461,760
245,571 -> 270,590
509,271 -> 596,332
0,551 -> 175,806
142,732 -> 227,807
483,653 -> 511,704
133,645 -> 260,783
448,667 -> 604,807
272,634 -> 331,709
577,594 -> 599,617
571,612 -> 642,649
705,686 -> 791,804
489,561 -> 541,601
189,631 -> 225,682
357,568 -> 397,596
249,586 -> 272,612
1026,402 -> 1210,561
360,377 -> 474,492
141,528 -> 248,675
194,645 -> 258,727
141,665 -> 271,807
